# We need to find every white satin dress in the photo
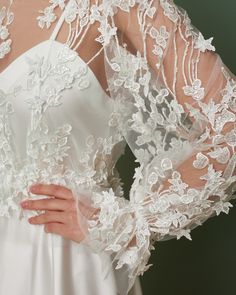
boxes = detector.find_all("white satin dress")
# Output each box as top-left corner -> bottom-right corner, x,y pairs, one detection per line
0,2 -> 142,295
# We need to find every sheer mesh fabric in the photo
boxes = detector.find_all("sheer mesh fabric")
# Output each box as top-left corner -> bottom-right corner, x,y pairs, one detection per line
68,1 -> 236,293
0,0 -> 108,95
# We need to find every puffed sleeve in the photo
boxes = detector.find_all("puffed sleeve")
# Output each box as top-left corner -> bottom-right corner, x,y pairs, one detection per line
71,0 -> 236,293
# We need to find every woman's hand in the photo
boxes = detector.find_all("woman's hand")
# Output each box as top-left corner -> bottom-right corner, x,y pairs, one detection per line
20,183 -> 87,244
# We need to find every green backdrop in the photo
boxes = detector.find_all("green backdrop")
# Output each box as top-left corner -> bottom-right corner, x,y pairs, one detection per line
116,1 -> 236,294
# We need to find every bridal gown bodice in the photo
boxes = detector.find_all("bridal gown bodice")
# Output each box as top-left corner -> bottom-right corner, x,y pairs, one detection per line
0,37 -> 123,220
0,2 -> 138,295
0,0 -> 125,221
0,38 -> 134,294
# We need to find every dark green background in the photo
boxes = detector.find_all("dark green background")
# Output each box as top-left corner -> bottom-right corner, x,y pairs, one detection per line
116,1 -> 236,294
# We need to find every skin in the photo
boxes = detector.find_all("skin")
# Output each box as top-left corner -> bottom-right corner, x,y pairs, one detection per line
21,184 -> 137,247
20,184 -> 88,243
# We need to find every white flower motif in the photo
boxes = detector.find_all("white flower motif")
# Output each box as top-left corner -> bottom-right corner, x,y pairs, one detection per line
37,7 -> 57,29
156,88 -> 169,104
116,248 -> 139,269
221,78 -> 236,108
198,98 -> 221,127
200,164 -> 223,189
161,158 -> 173,171
213,200 -> 233,216
169,99 -> 184,114
194,32 -> 215,52
160,0 -> 179,23
149,196 -> 170,213
207,147 -> 231,164
96,23 -> 117,46
148,172 -> 159,185
193,152 -> 209,169
225,129 -> 236,147
0,39 -> 11,58
183,188 -> 198,204
183,14 -> 194,37
176,228 -> 192,240
214,109 -> 235,133
183,79 -> 205,100
150,25 -> 169,68
0,26 -> 9,40
49,0 -> 66,10
65,2 -> 78,23
90,5 -> 101,24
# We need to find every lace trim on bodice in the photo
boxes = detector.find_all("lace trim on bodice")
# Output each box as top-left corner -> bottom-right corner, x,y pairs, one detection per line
0,0 -> 126,219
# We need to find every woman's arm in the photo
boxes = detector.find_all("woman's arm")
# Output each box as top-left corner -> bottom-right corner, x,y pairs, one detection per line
67,0 -> 236,287
20,1 -> 236,294
111,0 -> 236,200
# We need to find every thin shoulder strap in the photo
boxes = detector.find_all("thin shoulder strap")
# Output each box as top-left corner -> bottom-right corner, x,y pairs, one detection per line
49,0 -> 73,41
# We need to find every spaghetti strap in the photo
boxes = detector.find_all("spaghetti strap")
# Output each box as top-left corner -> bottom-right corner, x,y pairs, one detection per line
49,0 -> 73,41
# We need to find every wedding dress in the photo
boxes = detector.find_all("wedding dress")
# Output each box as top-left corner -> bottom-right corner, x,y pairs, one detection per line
0,1 -> 235,295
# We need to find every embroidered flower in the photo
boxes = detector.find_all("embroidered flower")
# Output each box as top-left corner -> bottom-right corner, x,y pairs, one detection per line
96,23 -> 117,46
193,152 -> 209,169
160,0 -> 179,23
90,5 -> 101,24
37,7 -> 57,29
149,196 -> 170,213
150,25 -> 169,68
151,88 -> 169,104
215,109 -> 235,133
49,0 -> 66,10
198,98 -> 221,127
213,201 -> 233,216
183,79 -> 205,100
0,5 -> 14,62
221,78 -> 236,110
183,14 -> 195,37
194,32 -> 216,52
0,25 -> 9,40
176,229 -> 192,240
0,39 -> 11,59
65,2 -> 78,23
207,147 -> 231,164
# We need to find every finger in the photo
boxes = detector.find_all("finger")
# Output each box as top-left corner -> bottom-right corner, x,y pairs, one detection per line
29,211 -> 68,225
29,183 -> 74,200
21,198 -> 76,212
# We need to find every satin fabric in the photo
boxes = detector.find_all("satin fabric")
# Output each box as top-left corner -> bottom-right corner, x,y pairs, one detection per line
0,213 -> 142,295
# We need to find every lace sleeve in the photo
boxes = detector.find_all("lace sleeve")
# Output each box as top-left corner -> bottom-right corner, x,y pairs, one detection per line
71,1 -> 236,293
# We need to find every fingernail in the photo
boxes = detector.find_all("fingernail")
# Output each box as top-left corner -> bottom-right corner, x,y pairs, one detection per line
29,185 -> 37,192
21,201 -> 29,208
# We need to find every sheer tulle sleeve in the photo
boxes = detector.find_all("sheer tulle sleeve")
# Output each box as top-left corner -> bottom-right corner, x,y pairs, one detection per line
70,0 -> 236,293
